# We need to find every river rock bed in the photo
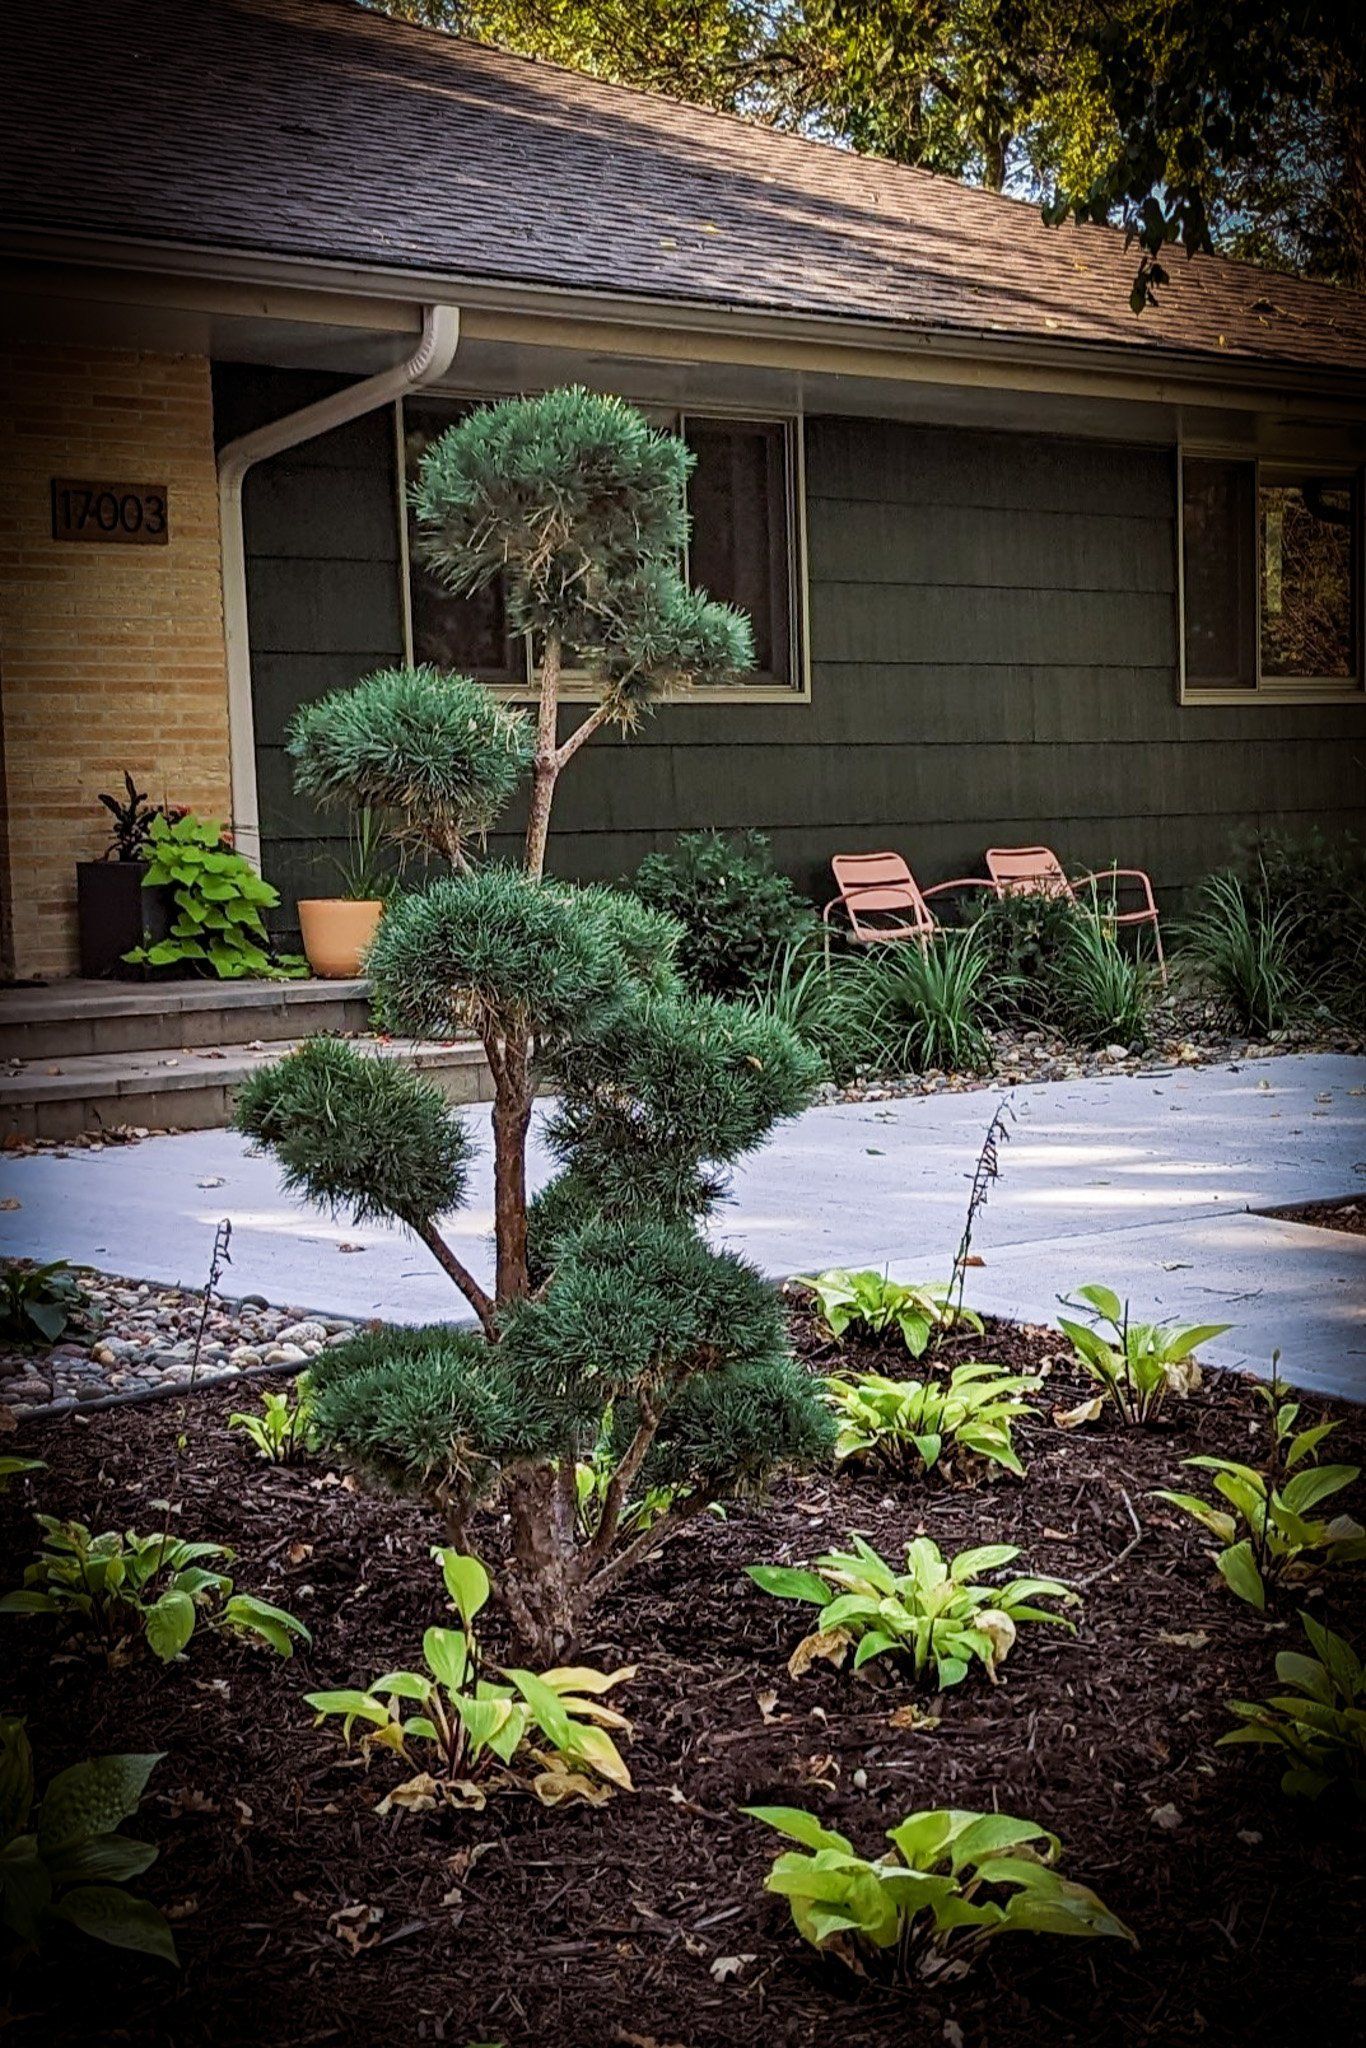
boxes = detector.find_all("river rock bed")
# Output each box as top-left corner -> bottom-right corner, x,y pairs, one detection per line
0,1269 -> 358,1418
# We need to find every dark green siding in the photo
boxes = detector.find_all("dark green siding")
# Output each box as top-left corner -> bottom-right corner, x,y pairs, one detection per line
214,369 -> 1366,932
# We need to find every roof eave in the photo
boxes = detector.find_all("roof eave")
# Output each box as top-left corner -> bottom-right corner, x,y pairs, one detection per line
7,225 -> 1365,413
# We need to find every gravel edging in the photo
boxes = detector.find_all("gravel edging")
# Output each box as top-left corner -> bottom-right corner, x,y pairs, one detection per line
0,1269 -> 361,1421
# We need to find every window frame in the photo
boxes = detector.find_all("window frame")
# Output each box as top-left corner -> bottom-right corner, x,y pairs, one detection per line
396,395 -> 811,705
1177,441 -> 1365,704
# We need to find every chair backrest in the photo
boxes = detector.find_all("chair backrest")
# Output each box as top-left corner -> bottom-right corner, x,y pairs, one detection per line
984,845 -> 1074,901
831,851 -> 932,937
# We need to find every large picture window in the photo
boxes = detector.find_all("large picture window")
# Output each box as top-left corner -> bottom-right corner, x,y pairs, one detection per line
1181,453 -> 1361,696
401,399 -> 804,695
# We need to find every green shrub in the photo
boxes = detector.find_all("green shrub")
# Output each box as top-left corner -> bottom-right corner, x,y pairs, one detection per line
123,812 -> 305,980
968,890 -> 1079,1023
238,390 -> 830,1660
747,1533 -> 1076,1686
1221,1611 -> 1366,1804
745,1805 -> 1133,1973
631,831 -> 816,997
1180,869 -> 1304,1035
835,928 -> 995,1074
1246,829 -> 1366,1025
1055,914 -> 1156,1047
1,1722 -> 177,1968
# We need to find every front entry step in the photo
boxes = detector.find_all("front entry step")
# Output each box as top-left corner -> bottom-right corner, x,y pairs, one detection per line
0,976 -> 374,1063
0,1034 -> 492,1142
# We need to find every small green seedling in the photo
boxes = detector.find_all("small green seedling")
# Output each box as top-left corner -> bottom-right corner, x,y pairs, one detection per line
229,1372 -> 320,1464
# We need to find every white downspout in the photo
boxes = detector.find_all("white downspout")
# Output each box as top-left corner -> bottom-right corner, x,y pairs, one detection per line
217,303 -> 461,868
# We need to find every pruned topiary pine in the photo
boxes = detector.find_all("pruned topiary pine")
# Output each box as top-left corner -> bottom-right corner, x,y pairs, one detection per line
236,388 -> 828,1656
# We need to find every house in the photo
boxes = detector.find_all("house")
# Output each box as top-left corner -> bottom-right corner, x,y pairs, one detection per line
3,0 -> 1365,983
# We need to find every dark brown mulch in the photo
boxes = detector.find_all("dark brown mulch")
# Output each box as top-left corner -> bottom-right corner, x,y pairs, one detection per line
3,1316 -> 1365,2048
1269,1197 -> 1366,1239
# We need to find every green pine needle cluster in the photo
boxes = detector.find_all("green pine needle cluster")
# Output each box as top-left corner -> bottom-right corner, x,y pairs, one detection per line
234,1038 -> 474,1232
287,665 -> 532,863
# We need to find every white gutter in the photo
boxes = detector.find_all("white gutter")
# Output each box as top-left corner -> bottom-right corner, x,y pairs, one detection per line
217,302 -> 460,868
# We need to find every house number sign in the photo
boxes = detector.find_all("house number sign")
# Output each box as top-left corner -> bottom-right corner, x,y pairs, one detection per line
51,478 -> 169,545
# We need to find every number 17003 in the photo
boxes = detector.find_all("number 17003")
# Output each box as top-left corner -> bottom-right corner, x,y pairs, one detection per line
51,479 -> 169,545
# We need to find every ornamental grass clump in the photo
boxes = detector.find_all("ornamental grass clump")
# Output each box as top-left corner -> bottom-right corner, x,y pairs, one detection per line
236,389 -> 832,1657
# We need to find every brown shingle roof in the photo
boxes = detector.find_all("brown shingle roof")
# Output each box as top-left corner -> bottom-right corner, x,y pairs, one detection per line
6,0 -> 1364,380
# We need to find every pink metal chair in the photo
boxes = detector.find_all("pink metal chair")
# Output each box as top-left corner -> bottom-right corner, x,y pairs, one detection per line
984,845 -> 1166,983
824,851 -> 991,959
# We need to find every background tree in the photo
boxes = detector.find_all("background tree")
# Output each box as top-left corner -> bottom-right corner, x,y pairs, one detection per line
373,1 -> 1364,303
237,389 -> 832,1655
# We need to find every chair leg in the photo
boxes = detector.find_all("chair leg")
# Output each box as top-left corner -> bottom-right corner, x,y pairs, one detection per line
1153,918 -> 1167,989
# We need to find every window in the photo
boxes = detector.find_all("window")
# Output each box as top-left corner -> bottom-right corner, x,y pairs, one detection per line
401,398 -> 804,695
1181,453 -> 1361,696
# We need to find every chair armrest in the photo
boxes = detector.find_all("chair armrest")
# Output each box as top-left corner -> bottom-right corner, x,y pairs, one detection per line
921,876 -> 995,901
1076,869 -> 1159,915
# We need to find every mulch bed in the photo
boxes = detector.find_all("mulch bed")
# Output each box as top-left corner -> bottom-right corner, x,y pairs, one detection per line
1269,1197 -> 1366,1239
4,1314 -> 1365,2047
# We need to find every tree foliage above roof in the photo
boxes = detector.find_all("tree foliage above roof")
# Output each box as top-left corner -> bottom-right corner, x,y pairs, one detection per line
377,2 -> 1366,302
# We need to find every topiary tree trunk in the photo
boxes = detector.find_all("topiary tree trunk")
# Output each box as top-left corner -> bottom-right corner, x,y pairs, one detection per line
236,389 -> 832,1657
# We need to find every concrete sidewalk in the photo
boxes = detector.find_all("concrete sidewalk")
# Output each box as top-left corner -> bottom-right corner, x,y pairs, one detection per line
1,1053 -> 1363,1398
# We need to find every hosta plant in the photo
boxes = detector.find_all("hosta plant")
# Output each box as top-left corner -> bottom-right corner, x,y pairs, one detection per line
823,1364 -> 1037,1480
800,1269 -> 983,1358
304,1549 -> 634,1807
1,1721 -> 177,1967
1221,1611 -> 1366,1804
1154,1383 -> 1366,1610
229,1373 -> 319,1464
747,1534 -> 1077,1687
1,1258 -> 93,1347
745,1805 -> 1133,1977
0,1518 -> 310,1663
1057,1284 -> 1229,1425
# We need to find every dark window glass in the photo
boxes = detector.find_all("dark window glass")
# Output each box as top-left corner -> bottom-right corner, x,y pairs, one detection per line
404,401 -> 522,683
1182,457 -> 1256,688
1259,474 -> 1356,680
685,417 -> 793,684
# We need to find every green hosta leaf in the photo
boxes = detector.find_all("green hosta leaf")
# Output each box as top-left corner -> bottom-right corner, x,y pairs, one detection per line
746,1565 -> 830,1606
303,1689 -> 393,1732
52,1884 -> 178,1964
0,1718 -> 35,1841
0,1591 -> 61,1615
370,1671 -> 430,1703
948,1544 -> 1019,1582
451,1693 -> 513,1756
506,1669 -> 573,1753
1280,1464 -> 1360,1517
422,1626 -> 470,1694
221,1594 -> 310,1656
1217,1539 -> 1266,1610
144,1589 -> 197,1663
436,1550 -> 490,1628
37,1755 -> 162,1854
46,1831 -> 158,1887
743,1806 -> 853,1855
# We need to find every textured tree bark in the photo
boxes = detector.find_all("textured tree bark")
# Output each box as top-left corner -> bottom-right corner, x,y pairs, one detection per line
503,1463 -> 580,1661
413,1219 -> 497,1335
490,1045 -> 533,1306
524,633 -> 562,881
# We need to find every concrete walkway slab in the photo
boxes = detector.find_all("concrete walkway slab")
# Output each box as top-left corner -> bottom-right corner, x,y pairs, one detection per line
1,1053 -> 1363,1398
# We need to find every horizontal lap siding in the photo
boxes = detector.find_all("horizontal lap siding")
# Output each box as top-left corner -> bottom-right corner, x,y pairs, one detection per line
219,366 -> 1366,932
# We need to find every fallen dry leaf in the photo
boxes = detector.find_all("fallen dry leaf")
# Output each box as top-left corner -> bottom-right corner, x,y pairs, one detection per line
375,1772 -> 442,1817
788,1627 -> 852,1680
756,1689 -> 782,1724
1157,1629 -> 1209,1650
532,1768 -> 613,1807
888,1702 -> 942,1732
0,1198 -> 21,1212
328,1902 -> 384,1953
709,1954 -> 756,1984
1149,1803 -> 1182,1830
1053,1395 -> 1105,1430
287,1540 -> 314,1565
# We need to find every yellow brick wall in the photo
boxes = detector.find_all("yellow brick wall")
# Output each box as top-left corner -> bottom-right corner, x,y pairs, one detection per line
0,344 -> 231,979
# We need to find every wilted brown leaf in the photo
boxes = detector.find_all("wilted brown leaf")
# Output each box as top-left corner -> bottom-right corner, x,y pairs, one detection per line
328,1902 -> 384,1953
1053,1395 -> 1105,1430
788,1627 -> 852,1679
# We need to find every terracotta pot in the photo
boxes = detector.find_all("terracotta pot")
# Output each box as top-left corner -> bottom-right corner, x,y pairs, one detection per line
297,898 -> 383,979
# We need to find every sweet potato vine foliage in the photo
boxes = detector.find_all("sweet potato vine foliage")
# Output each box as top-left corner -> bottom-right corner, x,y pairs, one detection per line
237,389 -> 833,1657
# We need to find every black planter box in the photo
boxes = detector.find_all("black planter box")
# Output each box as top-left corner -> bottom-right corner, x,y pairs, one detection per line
75,861 -> 178,979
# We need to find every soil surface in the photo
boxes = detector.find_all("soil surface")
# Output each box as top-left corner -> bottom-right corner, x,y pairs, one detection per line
3,1314 -> 1365,2048
1272,1198 -> 1366,1239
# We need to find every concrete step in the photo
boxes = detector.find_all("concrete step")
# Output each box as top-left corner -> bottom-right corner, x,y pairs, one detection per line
0,977 -> 373,1062
0,1034 -> 492,1142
